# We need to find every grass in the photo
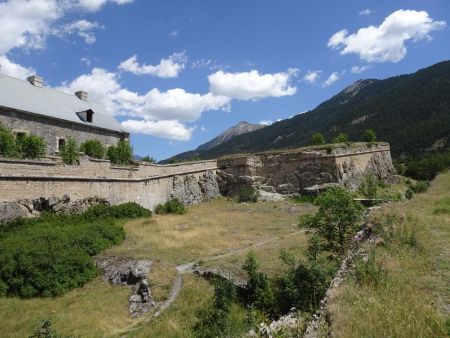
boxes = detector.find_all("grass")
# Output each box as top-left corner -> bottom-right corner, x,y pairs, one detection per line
0,198 -> 312,337
328,172 -> 450,338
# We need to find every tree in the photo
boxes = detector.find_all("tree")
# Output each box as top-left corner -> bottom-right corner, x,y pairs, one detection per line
80,140 -> 106,159
311,132 -> 326,145
0,123 -> 18,157
18,134 -> 46,159
332,132 -> 349,144
142,155 -> 156,163
363,129 -> 377,143
107,140 -> 133,165
307,187 -> 363,256
358,174 -> 378,199
60,137 -> 79,165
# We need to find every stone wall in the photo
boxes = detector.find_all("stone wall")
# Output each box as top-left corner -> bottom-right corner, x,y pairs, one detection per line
0,156 -> 220,219
0,108 -> 126,155
217,143 -> 396,195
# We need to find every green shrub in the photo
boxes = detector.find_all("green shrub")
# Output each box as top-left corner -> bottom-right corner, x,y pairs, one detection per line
80,139 -> 106,159
332,132 -> 349,144
242,253 -> 275,312
17,134 -> 46,159
154,198 -> 186,214
142,155 -> 156,163
83,202 -> 151,220
358,174 -> 378,199
404,151 -> 450,181
362,129 -> 377,143
0,123 -> 18,157
238,186 -> 259,203
409,180 -> 429,193
311,132 -> 325,145
405,189 -> 414,200
305,187 -> 363,256
291,194 -> 316,204
107,140 -> 133,165
353,251 -> 385,287
60,137 -> 79,165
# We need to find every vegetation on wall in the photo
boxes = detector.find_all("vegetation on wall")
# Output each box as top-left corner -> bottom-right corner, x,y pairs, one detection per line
107,139 -> 133,165
59,137 -> 79,165
80,139 -> 106,159
311,132 -> 325,145
0,122 -> 46,159
142,155 -> 157,163
154,198 -> 187,214
0,122 -> 18,157
0,202 -> 150,298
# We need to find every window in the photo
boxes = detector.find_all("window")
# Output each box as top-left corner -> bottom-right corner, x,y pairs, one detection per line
58,138 -> 66,152
86,110 -> 93,123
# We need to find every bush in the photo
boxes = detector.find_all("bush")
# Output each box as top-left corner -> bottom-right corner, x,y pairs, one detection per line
142,155 -> 156,163
107,140 -> 133,165
242,253 -> 275,313
17,134 -> 46,159
409,180 -> 429,193
311,132 -> 325,145
83,202 -> 151,220
80,139 -> 106,159
358,174 -> 378,199
363,129 -> 377,143
332,132 -> 349,144
0,122 -> 18,157
353,251 -> 385,287
305,187 -> 363,256
60,137 -> 79,165
154,198 -> 186,214
238,186 -> 259,203
404,151 -> 450,181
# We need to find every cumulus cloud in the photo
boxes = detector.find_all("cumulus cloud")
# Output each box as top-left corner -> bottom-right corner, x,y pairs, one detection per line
351,65 -> 371,74
119,52 -> 187,78
303,70 -> 322,84
75,0 -> 134,12
57,67 -> 230,141
208,68 -> 298,101
192,59 -> 228,71
323,72 -> 340,87
0,56 -> 35,79
359,9 -> 371,16
259,120 -> 273,126
60,19 -> 103,44
121,119 -> 192,141
328,9 -> 446,63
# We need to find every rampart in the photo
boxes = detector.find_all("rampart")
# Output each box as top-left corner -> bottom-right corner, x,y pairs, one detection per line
217,143 -> 396,195
0,156 -> 219,212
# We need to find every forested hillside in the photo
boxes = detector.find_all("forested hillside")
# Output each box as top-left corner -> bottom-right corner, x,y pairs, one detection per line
171,60 -> 450,160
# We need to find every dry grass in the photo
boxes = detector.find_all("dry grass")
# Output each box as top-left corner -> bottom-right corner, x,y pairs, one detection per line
0,198 -> 311,337
328,172 -> 450,338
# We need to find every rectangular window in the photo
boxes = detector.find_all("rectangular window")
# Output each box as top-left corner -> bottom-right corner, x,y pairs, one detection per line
58,138 -> 66,152
86,111 -> 93,123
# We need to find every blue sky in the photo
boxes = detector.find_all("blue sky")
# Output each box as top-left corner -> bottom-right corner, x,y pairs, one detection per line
1,0 -> 449,160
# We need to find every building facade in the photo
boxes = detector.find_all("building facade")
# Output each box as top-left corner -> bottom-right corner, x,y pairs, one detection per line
0,74 -> 128,155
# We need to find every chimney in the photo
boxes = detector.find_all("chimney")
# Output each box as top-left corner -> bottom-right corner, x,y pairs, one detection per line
75,91 -> 88,101
27,75 -> 43,88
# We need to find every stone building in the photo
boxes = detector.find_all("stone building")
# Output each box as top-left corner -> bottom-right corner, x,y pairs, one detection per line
0,73 -> 128,155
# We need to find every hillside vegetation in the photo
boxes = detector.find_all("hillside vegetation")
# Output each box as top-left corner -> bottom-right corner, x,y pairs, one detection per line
170,60 -> 450,161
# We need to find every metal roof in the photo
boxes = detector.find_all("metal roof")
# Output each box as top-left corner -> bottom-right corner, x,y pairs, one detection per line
0,74 -> 126,133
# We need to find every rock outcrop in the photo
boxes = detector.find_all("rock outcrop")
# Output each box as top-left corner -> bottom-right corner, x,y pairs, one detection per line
217,143 -> 396,196
171,170 -> 221,205
94,256 -> 155,318
0,195 -> 107,221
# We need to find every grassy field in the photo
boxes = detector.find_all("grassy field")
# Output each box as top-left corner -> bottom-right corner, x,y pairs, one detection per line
328,172 -> 450,338
0,198 -> 311,337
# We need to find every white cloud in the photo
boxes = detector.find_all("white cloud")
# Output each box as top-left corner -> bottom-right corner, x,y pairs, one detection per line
208,68 -> 299,101
0,56 -> 35,79
169,30 -> 179,37
323,72 -> 340,87
192,59 -> 228,71
121,120 -> 192,141
119,52 -> 187,78
259,120 -> 272,126
328,9 -> 446,63
58,67 -> 230,140
75,0 -> 133,12
303,70 -> 322,84
61,19 -> 102,44
351,65 -> 371,74
359,9 -> 371,16
80,57 -> 91,66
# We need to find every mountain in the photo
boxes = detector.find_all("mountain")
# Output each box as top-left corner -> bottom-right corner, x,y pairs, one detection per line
163,121 -> 265,163
171,60 -> 450,160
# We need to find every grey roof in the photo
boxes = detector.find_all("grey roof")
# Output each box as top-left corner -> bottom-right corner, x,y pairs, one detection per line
0,74 -> 126,133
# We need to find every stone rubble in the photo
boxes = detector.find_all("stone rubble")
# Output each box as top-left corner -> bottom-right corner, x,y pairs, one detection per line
171,171 -> 221,205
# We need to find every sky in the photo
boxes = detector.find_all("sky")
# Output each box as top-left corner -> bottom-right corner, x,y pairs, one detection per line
0,0 -> 449,160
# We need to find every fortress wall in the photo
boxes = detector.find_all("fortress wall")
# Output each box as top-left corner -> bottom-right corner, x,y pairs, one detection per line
217,143 -> 395,195
0,157 -> 218,210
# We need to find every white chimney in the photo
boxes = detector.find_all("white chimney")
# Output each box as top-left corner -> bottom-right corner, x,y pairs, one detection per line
75,91 -> 88,101
27,75 -> 43,88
